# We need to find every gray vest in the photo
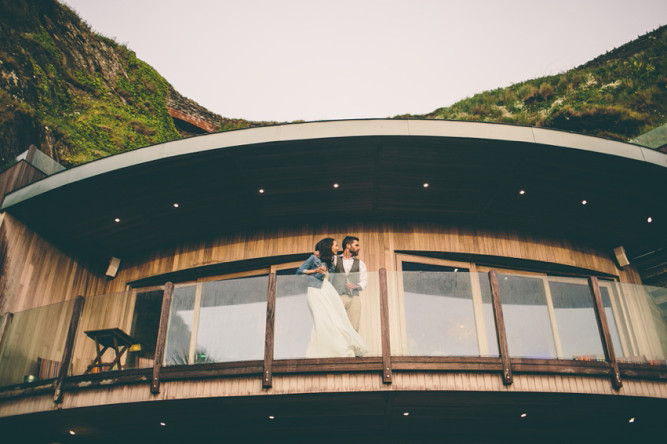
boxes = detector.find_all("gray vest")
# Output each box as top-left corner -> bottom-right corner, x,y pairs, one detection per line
331,256 -> 361,295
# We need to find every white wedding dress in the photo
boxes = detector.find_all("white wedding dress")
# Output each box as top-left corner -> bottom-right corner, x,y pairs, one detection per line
305,275 -> 368,358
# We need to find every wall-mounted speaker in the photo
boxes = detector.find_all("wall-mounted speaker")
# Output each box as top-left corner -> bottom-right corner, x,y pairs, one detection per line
613,246 -> 630,268
106,257 -> 121,278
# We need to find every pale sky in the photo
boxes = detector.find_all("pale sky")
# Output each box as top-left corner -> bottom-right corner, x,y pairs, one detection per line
61,0 -> 665,122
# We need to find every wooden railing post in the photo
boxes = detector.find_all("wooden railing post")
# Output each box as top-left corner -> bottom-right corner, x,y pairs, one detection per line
54,295 -> 85,403
263,272 -> 277,388
0,312 -> 14,356
488,270 -> 513,385
588,276 -> 622,390
379,268 -> 392,384
151,282 -> 173,394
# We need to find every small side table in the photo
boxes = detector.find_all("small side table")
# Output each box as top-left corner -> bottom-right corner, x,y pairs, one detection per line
84,328 -> 137,374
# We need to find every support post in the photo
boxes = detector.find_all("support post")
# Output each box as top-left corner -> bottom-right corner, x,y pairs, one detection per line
488,270 -> 513,385
588,276 -> 622,390
379,268 -> 392,383
54,295 -> 85,403
263,272 -> 277,388
0,312 -> 14,356
151,282 -> 173,394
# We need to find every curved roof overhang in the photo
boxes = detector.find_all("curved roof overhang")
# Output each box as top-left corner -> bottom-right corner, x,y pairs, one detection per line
2,119 -> 665,265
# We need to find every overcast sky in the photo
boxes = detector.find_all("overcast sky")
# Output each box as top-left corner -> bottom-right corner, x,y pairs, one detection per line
61,0 -> 665,122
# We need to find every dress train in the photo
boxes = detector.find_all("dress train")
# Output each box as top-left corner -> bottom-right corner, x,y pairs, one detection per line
305,279 -> 368,358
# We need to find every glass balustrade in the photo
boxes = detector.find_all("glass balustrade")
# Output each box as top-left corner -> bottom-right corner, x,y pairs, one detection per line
0,299 -> 74,386
612,282 -> 667,365
164,275 -> 269,365
392,271 -> 499,357
1,271 -> 666,390
274,272 -> 382,359
71,291 -> 141,375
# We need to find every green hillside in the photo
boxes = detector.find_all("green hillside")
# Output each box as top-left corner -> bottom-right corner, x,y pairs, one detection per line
397,25 -> 667,142
0,0 -> 186,166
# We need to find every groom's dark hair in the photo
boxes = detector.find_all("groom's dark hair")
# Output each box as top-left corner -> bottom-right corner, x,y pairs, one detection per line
342,236 -> 359,251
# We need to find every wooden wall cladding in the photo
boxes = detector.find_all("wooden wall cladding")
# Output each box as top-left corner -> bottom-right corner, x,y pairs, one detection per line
0,214 -> 102,313
0,215 -> 636,313
104,221 -> 628,293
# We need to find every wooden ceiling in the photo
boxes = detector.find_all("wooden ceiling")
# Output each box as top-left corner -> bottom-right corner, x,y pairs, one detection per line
3,122 -> 665,278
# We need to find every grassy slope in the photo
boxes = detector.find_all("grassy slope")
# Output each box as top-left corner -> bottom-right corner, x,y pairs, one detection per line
397,25 -> 666,142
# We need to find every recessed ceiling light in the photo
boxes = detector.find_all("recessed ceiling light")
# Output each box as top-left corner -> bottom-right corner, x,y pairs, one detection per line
69,430 -> 76,435
114,218 -> 120,223
423,183 -> 429,188
173,203 -> 179,208
268,415 -> 275,420
647,217 -> 653,223
403,412 -> 410,416
333,183 -> 340,189
520,413 -> 528,418
519,190 -> 526,195
628,417 -> 635,423
581,200 -> 587,205
160,422 -> 166,426
259,188 -> 265,194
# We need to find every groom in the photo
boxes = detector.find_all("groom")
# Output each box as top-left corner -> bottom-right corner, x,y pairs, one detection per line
331,236 -> 367,332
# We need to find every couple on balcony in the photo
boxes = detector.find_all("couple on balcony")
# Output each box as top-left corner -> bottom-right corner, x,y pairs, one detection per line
296,236 -> 368,358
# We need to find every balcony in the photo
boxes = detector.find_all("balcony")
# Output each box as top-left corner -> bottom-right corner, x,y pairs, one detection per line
1,269 -> 665,396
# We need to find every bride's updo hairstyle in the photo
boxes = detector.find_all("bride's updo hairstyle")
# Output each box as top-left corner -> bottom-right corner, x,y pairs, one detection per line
314,238 -> 335,266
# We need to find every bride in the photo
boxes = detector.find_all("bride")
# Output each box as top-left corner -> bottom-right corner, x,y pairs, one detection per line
296,238 -> 368,358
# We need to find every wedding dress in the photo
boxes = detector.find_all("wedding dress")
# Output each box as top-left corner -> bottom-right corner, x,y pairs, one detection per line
305,275 -> 368,358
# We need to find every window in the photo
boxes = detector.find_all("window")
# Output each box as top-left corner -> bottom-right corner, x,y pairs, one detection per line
162,270 -> 269,366
394,254 -> 498,357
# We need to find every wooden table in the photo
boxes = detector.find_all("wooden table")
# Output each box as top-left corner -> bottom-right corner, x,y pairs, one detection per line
84,328 -> 137,374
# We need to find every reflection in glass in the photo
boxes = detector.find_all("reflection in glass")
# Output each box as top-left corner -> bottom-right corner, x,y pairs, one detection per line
495,274 -> 556,359
274,273 -> 313,359
165,285 -> 196,366
195,276 -> 268,363
402,266 -> 490,356
549,281 -> 604,359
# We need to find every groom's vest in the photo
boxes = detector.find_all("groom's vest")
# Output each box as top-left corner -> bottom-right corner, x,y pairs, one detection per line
331,256 -> 361,296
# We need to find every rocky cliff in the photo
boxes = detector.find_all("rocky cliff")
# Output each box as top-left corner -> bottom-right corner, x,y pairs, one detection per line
0,0 -> 271,167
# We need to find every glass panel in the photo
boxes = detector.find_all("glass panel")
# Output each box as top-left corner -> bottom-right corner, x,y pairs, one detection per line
548,279 -> 605,360
401,268 -> 485,356
599,285 -> 623,357
164,285 -> 197,366
195,275 -> 268,363
274,272 -> 380,359
72,291 -> 138,375
614,283 -> 667,364
493,274 -> 556,359
0,299 -> 74,387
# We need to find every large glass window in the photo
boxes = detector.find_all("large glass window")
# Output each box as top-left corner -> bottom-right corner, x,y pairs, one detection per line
394,256 -> 498,357
548,278 -> 605,359
196,275 -> 268,363
162,271 -> 269,365
481,272 -> 557,359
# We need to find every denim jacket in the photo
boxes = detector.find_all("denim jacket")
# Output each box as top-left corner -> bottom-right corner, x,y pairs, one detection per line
296,254 -> 334,288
